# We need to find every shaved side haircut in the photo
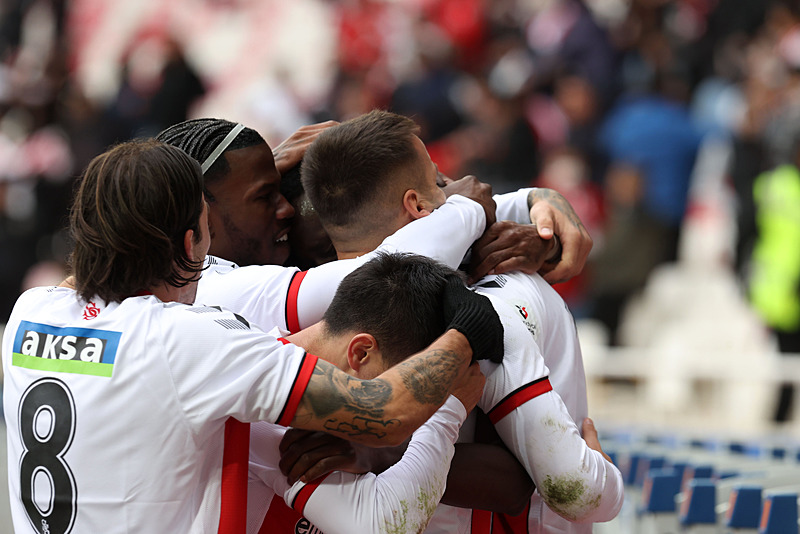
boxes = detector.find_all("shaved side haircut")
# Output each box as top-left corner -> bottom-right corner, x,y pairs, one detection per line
300,110 -> 425,240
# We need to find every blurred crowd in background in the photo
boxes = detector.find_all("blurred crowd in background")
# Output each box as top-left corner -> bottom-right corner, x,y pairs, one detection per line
1,0 -> 799,364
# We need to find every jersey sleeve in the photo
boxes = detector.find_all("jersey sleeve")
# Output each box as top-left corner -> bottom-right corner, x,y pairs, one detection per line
376,194 -> 487,268
281,396 -> 468,534
477,296 -> 624,523
163,307 -> 318,428
195,258 -> 300,333
494,188 -> 534,223
293,194 -> 486,330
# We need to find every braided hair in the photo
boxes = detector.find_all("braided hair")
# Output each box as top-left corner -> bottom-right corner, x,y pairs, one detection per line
156,118 -> 265,200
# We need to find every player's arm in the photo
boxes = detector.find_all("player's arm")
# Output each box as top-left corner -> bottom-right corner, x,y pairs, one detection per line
284,395 -> 470,534
490,389 -> 623,522
293,194 -> 487,330
290,331 -> 469,447
479,299 -> 623,522
278,417 -> 535,515
278,430 -> 407,484
470,187 -> 592,283
291,277 -> 503,447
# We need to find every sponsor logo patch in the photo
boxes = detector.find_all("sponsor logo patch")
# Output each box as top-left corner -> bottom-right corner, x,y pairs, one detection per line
508,299 -> 538,339
12,321 -> 121,377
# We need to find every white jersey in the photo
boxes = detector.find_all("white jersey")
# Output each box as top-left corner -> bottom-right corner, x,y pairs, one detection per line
3,287 -> 318,534
246,396 -> 467,534
196,194 -> 487,333
494,187 -> 534,224
425,274 -> 623,534
475,271 -> 587,425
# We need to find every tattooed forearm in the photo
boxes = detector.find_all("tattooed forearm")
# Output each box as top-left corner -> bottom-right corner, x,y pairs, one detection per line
302,359 -> 393,419
396,348 -> 463,405
295,342 -> 468,444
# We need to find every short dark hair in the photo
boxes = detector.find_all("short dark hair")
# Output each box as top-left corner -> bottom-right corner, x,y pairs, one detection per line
69,139 -> 205,303
156,118 -> 265,201
322,252 -> 457,368
301,110 -> 423,238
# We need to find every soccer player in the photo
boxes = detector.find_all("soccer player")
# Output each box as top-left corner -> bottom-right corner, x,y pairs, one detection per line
246,252 -> 497,534
295,110 -> 624,533
1,139 -> 503,533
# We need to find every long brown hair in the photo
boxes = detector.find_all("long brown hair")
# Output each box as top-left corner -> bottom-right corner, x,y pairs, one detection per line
69,139 -> 205,303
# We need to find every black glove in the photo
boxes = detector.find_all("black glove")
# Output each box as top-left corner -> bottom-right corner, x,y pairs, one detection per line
442,274 -> 505,363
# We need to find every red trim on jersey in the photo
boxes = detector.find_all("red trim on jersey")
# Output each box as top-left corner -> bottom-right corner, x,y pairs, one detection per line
217,419 -> 250,534
487,377 -> 552,425
470,502 -> 531,534
285,270 -> 308,334
276,353 -> 319,427
472,509 -> 492,533
493,502 -> 531,533
291,475 -> 330,516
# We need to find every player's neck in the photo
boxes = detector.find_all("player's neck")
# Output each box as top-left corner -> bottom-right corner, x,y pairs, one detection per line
151,280 -> 197,305
333,226 -> 406,260
334,239 -> 381,260
287,322 -> 350,372
60,276 -> 195,305
331,209 -> 411,260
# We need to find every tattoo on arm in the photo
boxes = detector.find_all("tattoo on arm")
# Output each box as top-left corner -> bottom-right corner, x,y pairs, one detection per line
396,348 -> 463,404
303,361 -> 392,418
299,360 -> 399,439
298,347 -> 464,440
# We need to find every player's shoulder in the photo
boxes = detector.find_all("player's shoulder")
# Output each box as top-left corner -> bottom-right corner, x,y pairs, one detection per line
162,301 -> 256,333
14,285 -> 68,306
480,292 -> 537,342
199,255 -> 297,291
472,271 -> 547,294
9,286 -> 93,328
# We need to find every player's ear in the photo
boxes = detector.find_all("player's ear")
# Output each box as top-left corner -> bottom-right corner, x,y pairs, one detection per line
402,189 -> 429,220
183,229 -> 195,260
346,333 -> 378,373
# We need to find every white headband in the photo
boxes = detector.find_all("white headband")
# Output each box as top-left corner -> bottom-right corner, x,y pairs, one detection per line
201,123 -> 245,174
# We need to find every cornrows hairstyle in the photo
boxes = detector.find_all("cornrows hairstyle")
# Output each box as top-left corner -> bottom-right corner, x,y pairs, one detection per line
322,252 -> 457,368
69,139 -> 206,304
156,118 -> 265,201
301,110 -> 422,232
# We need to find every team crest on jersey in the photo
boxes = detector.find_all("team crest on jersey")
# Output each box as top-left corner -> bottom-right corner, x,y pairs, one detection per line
11,321 -> 121,377
83,301 -> 100,320
508,299 -> 538,339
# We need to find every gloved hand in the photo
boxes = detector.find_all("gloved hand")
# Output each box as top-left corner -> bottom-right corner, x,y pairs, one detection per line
442,274 -> 505,363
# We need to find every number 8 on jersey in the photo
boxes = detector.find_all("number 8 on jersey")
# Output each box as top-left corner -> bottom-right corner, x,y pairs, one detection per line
18,378 -> 77,534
